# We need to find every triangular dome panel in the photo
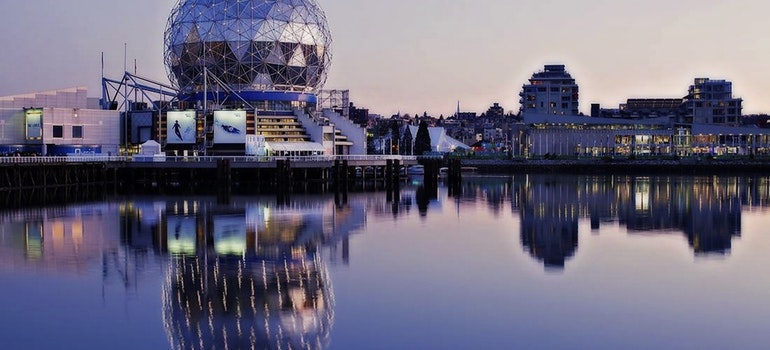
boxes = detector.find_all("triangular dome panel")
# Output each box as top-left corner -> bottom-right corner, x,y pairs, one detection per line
268,2 -> 293,22
229,41 -> 250,63
279,42 -> 298,63
252,73 -> 273,89
185,25 -> 201,44
266,43 -> 284,65
288,45 -> 306,67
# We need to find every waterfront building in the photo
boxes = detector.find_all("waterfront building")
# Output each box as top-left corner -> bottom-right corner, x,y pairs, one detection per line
592,79 -> 741,126
485,102 -> 505,118
158,0 -> 346,156
519,64 -> 579,116
0,87 -> 120,155
513,112 -> 770,157
684,78 -> 743,126
98,0 -> 364,157
513,71 -> 761,158
0,0 -> 365,158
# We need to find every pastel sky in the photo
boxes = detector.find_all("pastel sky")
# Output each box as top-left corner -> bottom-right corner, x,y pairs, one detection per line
1,0 -> 769,117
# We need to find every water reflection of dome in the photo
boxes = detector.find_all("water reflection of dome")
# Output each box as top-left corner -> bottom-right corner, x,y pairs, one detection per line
162,255 -> 333,350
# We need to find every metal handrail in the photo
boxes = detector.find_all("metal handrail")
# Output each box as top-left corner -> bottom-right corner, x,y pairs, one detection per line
0,156 -> 129,164
0,154 -> 420,164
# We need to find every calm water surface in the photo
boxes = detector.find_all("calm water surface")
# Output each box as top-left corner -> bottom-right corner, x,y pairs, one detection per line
1,174 -> 770,350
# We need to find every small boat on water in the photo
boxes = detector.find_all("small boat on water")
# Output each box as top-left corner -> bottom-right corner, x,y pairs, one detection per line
406,165 -> 425,175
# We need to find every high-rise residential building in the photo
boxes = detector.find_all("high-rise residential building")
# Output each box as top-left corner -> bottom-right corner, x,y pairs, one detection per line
519,64 -> 579,116
684,78 -> 742,126
485,103 -> 505,118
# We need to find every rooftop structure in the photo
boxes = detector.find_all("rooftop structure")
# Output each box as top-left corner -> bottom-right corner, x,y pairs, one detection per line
623,98 -> 684,111
594,98 -> 686,119
0,87 -> 96,109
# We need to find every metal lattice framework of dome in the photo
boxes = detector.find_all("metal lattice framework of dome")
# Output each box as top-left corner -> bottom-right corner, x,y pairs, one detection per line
164,0 -> 333,95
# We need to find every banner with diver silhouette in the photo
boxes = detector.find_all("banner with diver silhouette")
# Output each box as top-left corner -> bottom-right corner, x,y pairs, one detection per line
166,111 -> 197,144
166,215 -> 197,255
213,110 -> 247,144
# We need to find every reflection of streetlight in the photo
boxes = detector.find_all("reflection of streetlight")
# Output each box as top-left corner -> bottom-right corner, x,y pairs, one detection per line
577,143 -> 581,159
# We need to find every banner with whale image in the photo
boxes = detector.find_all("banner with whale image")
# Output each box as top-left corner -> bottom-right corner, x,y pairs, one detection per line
213,110 -> 247,144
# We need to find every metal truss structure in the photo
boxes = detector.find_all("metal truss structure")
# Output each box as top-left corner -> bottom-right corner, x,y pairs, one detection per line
101,72 -> 180,111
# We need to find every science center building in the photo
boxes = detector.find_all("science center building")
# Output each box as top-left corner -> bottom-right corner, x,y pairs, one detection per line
0,0 -> 364,157
3,1 -> 770,158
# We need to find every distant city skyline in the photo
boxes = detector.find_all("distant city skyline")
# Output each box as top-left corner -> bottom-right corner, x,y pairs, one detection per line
2,0 -> 770,117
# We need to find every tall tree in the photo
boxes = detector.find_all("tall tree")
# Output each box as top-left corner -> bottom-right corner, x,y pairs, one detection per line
414,120 -> 432,155
400,128 -> 413,155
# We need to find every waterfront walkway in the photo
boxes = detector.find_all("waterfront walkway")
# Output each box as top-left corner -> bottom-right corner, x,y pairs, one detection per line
0,155 -> 430,198
461,157 -> 770,174
0,155 -> 420,166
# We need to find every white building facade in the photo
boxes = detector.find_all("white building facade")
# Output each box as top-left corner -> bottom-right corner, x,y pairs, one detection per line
0,87 -> 120,155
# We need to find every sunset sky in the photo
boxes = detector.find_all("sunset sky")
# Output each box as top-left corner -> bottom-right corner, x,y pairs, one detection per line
1,0 -> 769,117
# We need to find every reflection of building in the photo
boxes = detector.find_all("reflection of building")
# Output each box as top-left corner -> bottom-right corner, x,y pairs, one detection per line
616,177 -> 682,232
0,202 -> 164,290
685,200 -> 740,255
0,204 -> 123,273
160,198 -> 367,350
163,255 -> 333,350
615,177 -> 742,255
510,175 -> 756,267
518,175 -> 579,269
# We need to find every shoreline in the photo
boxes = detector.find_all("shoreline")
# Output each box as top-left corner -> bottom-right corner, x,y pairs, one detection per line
460,158 -> 770,174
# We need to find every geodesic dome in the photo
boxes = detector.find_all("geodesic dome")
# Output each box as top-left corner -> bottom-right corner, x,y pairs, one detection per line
164,0 -> 333,94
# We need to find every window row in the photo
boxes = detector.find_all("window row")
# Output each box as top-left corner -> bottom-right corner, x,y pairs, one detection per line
52,125 -> 83,138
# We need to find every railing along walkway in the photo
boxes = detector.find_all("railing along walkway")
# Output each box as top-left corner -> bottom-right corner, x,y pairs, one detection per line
0,155 -> 421,164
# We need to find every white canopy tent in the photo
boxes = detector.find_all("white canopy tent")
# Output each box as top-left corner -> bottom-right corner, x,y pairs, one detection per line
406,125 -> 471,153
